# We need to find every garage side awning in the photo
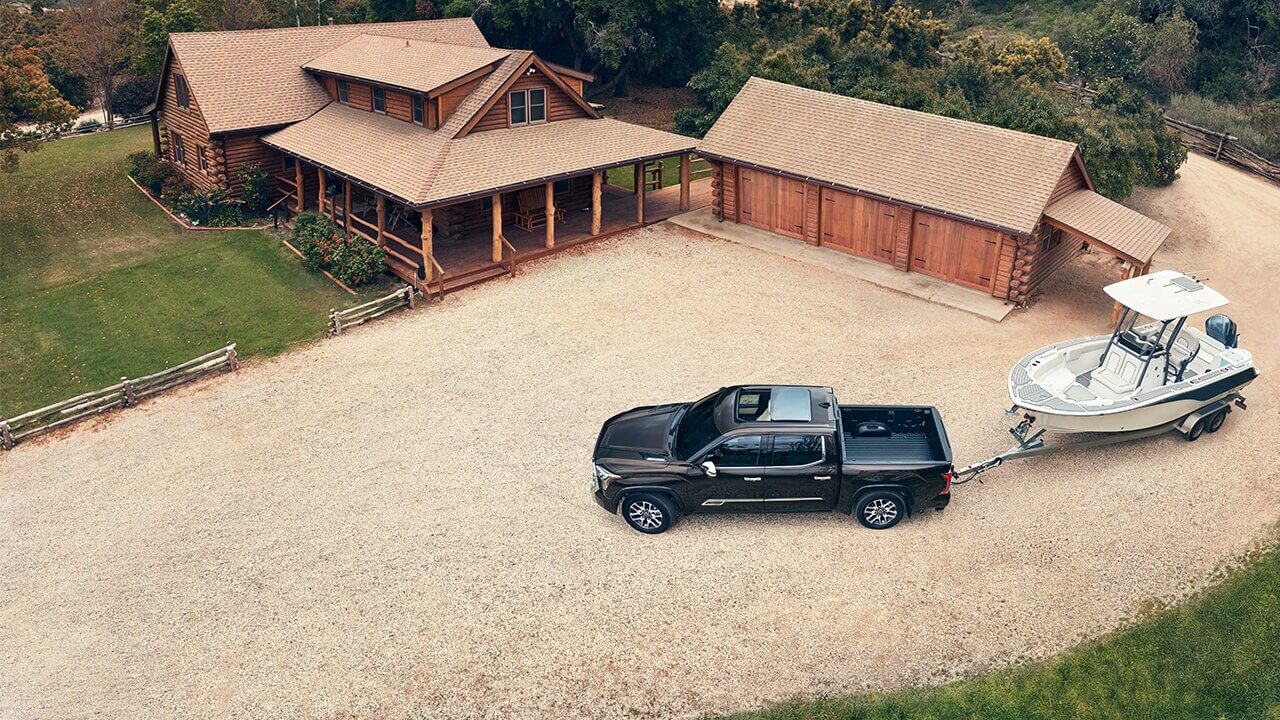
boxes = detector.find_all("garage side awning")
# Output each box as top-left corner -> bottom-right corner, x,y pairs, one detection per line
1043,189 -> 1172,267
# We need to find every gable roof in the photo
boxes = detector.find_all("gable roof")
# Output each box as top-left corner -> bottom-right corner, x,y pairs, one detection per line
1044,189 -> 1171,265
697,77 -> 1081,236
454,52 -> 599,138
303,34 -> 510,96
163,18 -> 489,135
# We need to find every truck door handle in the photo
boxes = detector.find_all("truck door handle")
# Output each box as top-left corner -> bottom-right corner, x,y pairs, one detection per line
744,476 -> 762,482
813,475 -> 832,480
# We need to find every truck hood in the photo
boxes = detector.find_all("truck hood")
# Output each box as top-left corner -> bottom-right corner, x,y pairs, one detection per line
594,403 -> 683,461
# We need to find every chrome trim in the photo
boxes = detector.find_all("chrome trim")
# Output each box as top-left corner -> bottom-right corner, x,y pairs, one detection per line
765,436 -> 829,469
744,476 -> 762,482
701,497 -> 824,506
764,497 -> 824,503
813,475 -> 832,481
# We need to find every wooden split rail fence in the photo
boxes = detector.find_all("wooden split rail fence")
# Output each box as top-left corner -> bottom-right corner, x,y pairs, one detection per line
1056,81 -> 1280,185
0,344 -> 238,451
329,285 -> 419,336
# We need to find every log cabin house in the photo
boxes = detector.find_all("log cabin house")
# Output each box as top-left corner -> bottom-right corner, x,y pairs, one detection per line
698,78 -> 1173,305
153,19 -> 704,293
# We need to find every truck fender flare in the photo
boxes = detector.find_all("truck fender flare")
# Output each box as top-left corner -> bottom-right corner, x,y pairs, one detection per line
614,485 -> 687,514
848,483 -> 915,517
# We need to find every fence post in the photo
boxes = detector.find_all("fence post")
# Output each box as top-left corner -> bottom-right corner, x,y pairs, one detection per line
0,420 -> 12,451
227,344 -> 238,371
121,376 -> 138,407
329,309 -> 342,336
1214,133 -> 1227,160
407,285 -> 415,309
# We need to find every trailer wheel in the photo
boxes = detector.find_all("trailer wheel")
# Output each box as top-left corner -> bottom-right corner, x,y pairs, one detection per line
855,491 -> 905,530
1207,409 -> 1227,433
1185,417 -> 1206,442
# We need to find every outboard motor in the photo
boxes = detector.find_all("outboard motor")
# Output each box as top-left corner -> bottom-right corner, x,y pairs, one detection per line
1205,314 -> 1238,348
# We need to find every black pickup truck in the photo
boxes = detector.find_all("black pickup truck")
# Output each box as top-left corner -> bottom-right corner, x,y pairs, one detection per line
592,385 -> 953,533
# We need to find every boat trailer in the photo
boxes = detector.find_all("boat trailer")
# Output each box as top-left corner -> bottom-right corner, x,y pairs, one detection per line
952,393 -> 1247,485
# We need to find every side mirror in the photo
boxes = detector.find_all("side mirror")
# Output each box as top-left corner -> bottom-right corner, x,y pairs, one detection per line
701,461 -> 718,478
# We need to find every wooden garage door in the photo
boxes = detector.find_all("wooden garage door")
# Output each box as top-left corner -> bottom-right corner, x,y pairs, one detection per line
821,189 -> 896,264
910,212 -> 1002,292
739,168 -> 806,239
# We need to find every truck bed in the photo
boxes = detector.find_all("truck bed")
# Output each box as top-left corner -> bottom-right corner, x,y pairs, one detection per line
839,405 -> 952,466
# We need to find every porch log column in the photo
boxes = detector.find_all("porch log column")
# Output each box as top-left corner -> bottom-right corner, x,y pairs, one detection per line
316,168 -> 326,218
634,162 -> 644,224
491,192 -> 503,263
1111,263 -> 1135,327
679,153 -> 691,211
295,160 -> 305,212
591,171 -> 602,236
150,114 -> 161,156
376,195 -> 386,245
420,208 -> 434,282
343,182 -> 351,234
545,182 -> 556,249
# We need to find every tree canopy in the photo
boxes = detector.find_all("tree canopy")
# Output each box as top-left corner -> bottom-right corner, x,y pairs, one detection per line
0,45 -> 77,171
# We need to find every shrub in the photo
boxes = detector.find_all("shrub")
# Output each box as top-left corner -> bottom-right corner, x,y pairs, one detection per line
76,118 -> 102,131
239,162 -> 272,214
292,212 -> 339,270
127,150 -> 184,196
328,237 -> 387,286
174,188 -> 239,226
112,76 -> 155,117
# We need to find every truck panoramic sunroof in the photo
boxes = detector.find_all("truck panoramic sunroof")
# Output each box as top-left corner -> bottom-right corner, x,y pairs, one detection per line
767,387 -> 812,422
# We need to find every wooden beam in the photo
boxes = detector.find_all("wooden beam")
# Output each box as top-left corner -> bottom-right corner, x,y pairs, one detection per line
679,153 -> 691,211
343,181 -> 351,234
491,192 -> 503,263
150,115 -> 161,156
295,159 -> 305,212
545,182 -> 555,249
420,208 -> 434,282
635,162 -> 644,224
316,167 -> 326,218
591,171 -> 602,236
376,195 -> 386,246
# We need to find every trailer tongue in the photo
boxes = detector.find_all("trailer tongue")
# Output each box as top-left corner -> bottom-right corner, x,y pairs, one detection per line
953,393 -> 1247,485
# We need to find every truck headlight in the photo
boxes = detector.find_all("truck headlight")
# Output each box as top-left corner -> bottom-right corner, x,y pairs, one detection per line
594,464 -> 621,490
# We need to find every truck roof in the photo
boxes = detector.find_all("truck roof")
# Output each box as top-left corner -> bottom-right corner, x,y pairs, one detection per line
715,385 -> 838,431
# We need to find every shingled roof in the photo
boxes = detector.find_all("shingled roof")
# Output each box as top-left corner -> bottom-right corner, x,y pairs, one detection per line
697,77 -> 1081,236
1044,189 -> 1172,265
303,34 -> 510,96
164,18 -> 489,134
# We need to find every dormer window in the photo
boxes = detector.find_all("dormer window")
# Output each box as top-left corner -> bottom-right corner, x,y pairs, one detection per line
337,79 -> 349,104
372,86 -> 386,113
508,88 -> 546,126
412,95 -> 424,125
175,75 -> 190,108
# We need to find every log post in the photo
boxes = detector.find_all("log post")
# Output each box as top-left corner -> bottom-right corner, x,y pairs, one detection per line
376,195 -> 386,246
316,167 -> 326,218
635,162 -> 644,224
420,208 -> 434,282
150,114 -> 161,156
491,192 -> 503,263
343,181 -> 351,234
1111,263 -> 1135,327
295,160 -> 305,212
679,153 -> 691,211
591,171 -> 602,236
545,182 -> 556,249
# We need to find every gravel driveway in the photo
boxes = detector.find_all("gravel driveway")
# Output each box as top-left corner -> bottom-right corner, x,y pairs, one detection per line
2,154 -> 1278,719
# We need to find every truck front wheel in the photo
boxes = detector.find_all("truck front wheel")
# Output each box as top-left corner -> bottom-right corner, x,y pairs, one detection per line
621,493 -> 678,534
855,491 -> 906,530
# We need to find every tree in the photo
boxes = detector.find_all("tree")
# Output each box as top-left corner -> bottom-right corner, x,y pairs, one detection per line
135,0 -> 208,78
0,45 -> 77,171
1141,7 -> 1198,93
67,0 -> 131,126
1058,4 -> 1145,84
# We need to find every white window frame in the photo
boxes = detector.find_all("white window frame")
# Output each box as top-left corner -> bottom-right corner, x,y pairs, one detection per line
508,88 -> 547,127
372,85 -> 386,113
171,131 -> 185,165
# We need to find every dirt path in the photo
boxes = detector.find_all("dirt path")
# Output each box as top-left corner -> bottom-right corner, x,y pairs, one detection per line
1,153 -> 1277,719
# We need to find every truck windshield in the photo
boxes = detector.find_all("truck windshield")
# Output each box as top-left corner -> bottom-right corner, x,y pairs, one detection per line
674,393 -> 720,460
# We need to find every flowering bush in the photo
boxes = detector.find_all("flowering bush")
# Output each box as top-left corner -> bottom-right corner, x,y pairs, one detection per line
290,212 -> 385,285
329,236 -> 387,287
292,212 -> 338,270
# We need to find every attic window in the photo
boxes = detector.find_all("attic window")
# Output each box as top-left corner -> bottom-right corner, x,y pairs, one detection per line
372,86 -> 386,113
412,96 -> 424,125
337,79 -> 349,104
508,88 -> 546,127
175,75 -> 190,108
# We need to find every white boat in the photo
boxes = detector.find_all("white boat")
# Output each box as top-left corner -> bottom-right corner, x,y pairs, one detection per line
1009,270 -> 1257,434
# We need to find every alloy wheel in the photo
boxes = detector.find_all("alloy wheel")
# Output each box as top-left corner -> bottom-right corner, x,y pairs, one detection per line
627,500 -> 665,531
863,498 -> 899,526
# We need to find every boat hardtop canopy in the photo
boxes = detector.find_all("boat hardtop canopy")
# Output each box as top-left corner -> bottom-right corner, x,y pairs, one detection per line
1104,270 -> 1228,322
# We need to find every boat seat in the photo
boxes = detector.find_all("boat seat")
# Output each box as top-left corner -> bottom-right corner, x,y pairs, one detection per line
1092,348 -> 1143,394
1164,335 -> 1201,384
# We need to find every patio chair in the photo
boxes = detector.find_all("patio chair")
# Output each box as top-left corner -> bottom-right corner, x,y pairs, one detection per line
515,187 -> 564,232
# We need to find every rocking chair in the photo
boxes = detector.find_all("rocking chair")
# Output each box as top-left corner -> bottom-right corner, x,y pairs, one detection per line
515,187 -> 564,232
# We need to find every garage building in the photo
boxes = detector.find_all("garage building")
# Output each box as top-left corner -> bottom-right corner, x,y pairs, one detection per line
697,78 -> 1172,305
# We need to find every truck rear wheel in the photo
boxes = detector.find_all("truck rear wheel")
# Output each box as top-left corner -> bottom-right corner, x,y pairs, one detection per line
855,490 -> 905,530
621,493 -> 678,534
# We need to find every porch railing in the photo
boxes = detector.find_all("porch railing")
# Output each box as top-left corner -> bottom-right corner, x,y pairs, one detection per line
427,254 -> 446,299
500,236 -> 518,277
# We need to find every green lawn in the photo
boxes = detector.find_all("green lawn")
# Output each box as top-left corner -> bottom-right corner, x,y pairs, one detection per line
607,157 -> 710,191
723,545 -> 1280,720
0,126 -> 376,416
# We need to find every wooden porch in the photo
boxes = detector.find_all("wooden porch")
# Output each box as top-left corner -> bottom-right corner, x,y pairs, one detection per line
281,155 -> 712,297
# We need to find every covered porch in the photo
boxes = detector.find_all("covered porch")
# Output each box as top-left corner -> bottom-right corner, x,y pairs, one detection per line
280,153 -> 711,295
